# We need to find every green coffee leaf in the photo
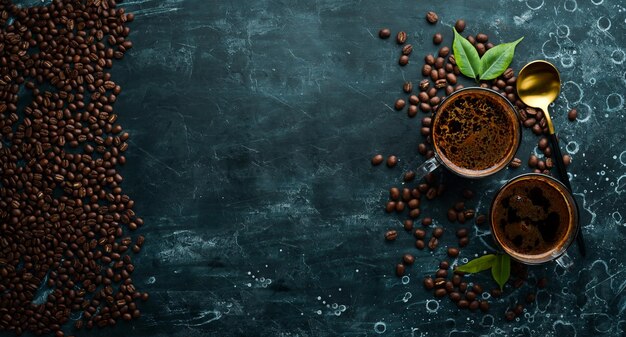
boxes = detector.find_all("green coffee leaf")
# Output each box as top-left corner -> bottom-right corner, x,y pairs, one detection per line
452,28 -> 481,80
491,253 -> 511,290
479,37 -> 524,80
455,254 -> 496,273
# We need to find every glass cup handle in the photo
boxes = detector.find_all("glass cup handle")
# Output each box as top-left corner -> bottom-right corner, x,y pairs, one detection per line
556,252 -> 574,269
414,156 -> 441,182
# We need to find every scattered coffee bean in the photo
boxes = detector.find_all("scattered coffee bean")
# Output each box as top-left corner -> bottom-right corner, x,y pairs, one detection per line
456,228 -> 468,238
399,55 -> 409,66
435,288 -> 447,297
395,201 -> 405,212
436,269 -> 448,278
538,137 -> 549,150
402,44 -> 413,55
433,33 -> 443,44
439,261 -> 449,270
476,43 -> 486,56
475,214 -> 486,225
528,154 -> 539,168
387,155 -> 398,167
426,11 -> 439,24
410,94 -> 420,104
385,230 -> 398,241
472,284 -> 483,294
568,108 -> 577,121
439,47 -> 450,57
404,219 -> 414,231
390,187 -> 400,200
563,154 -> 571,166
403,254 -> 415,265
459,282 -> 468,292
467,35 -> 476,45
420,217 -> 432,227
416,239 -> 426,249
491,288 -> 502,298
426,187 -> 438,199
424,277 -> 435,289
447,208 -> 457,222
396,31 -> 407,44
514,304 -> 524,315
479,300 -> 490,312
414,228 -> 426,239
372,154 -> 384,165
435,278 -> 446,288
476,33 -> 488,43
396,263 -> 406,276
505,311 -> 516,321
450,292 -> 462,302
386,201 -> 396,213
403,81 -> 413,93
447,247 -> 460,257
469,300 -> 480,310
407,105 -> 418,117
408,199 -> 419,209
458,300 -> 469,309
379,28 -> 391,39
486,42 -> 494,49
409,208 -> 421,218
435,56 -> 445,69
509,157 -> 522,168
422,64 -> 433,76
425,54 -> 435,65
432,227 -> 444,238
435,79 -> 447,89
446,73 -> 457,85
459,237 -> 469,247
428,237 -> 439,250
419,79 -> 430,91
455,19 -> 466,33
532,123 -> 543,135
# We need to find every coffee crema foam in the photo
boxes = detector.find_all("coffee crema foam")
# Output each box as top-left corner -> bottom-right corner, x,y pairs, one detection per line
433,90 -> 518,176
492,176 -> 575,258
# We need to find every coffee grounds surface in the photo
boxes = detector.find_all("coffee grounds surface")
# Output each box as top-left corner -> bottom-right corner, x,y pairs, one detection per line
433,91 -> 517,173
493,177 -> 572,255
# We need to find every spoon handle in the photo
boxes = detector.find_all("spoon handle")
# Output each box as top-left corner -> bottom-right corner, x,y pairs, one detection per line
548,133 -> 587,257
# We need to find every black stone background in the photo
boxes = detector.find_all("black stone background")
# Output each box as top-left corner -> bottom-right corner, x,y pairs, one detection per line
6,0 -> 626,336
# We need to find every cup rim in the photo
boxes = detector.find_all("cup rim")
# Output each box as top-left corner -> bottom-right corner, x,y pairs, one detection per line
432,87 -> 522,179
489,172 -> 579,265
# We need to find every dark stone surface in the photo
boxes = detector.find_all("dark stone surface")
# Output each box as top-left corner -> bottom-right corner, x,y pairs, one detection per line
8,0 -> 626,336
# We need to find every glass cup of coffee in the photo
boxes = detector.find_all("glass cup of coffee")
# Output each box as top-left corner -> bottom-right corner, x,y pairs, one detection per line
490,173 -> 579,268
414,87 -> 521,180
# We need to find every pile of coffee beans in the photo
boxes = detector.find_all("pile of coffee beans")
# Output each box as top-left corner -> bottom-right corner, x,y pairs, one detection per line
374,14 -> 564,322
0,1 -> 146,336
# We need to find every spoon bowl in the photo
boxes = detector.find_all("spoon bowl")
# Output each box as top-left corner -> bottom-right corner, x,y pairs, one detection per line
517,60 -> 561,134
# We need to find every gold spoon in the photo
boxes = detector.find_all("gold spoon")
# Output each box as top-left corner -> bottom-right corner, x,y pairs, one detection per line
516,60 -> 586,257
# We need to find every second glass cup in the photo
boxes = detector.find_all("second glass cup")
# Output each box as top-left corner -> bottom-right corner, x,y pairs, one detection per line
415,87 -> 521,180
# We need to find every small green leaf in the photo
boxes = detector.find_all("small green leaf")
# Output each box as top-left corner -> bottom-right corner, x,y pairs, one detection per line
491,254 -> 511,290
455,254 -> 496,273
479,37 -> 524,80
452,28 -> 481,80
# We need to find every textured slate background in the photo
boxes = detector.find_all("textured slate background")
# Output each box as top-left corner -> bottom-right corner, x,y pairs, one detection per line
10,0 -> 626,336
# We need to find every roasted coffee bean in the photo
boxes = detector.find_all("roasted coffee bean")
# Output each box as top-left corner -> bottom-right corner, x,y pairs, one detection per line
467,35 -> 476,45
424,277 -> 435,289
425,54 -> 436,65
476,33 -> 489,43
385,230 -> 398,241
427,87 -> 438,97
532,123 -> 543,135
409,208 -> 421,218
416,239 -> 426,249
447,208 -> 457,222
435,56 -> 445,69
386,201 -> 396,213
411,188 -> 421,198
435,288 -> 447,297
452,274 -> 462,286
544,146 -> 552,157
409,95 -> 420,105
422,64 -> 433,76
450,292 -> 462,302
469,300 -> 480,310
418,143 -> 428,155
445,281 -> 455,293
404,171 -> 416,182
528,155 -> 539,168
446,85 -> 455,95
458,237 -> 469,247
568,108 -> 577,121
387,155 -> 398,167
422,116 -> 433,127
396,31 -> 407,44
428,237 -> 439,250
526,293 -> 536,303
463,209 -> 475,219
396,263 -> 406,276
430,69 -> 439,81
458,300 -> 469,309
486,42 -> 494,49
399,55 -> 409,66
403,254 -> 415,265
395,99 -> 406,110
421,127 -> 431,136
466,291 -> 477,301
456,228 -> 468,238
432,227 -> 444,238
514,304 -> 524,315
379,28 -> 391,39
509,157 -> 522,168
395,201 -> 405,212
436,269 -> 448,278
475,214 -> 486,225
426,187 -> 438,199
408,104 -> 418,117
408,199 -> 420,209
414,228 -> 426,239
402,44 -> 413,55
419,91 -> 430,103
419,183 -> 430,192
435,79 -> 447,89
446,73 -> 457,85
434,278 -> 446,288
403,81 -> 413,93
455,19 -> 466,33
524,117 -> 537,128
545,158 -> 553,169
459,282 -> 468,292
439,47 -> 450,57
563,154 -> 572,166
496,79 -> 507,89
491,288 -> 502,297
372,154 -> 384,165
537,160 -> 546,171
447,247 -> 460,257
475,43 -> 486,56
429,96 -> 441,106
404,219 -> 414,231
454,201 -> 464,212
437,68 -> 446,81
419,79 -> 430,91
505,311 -> 516,321
390,187 -> 401,200
421,217 -> 433,227
433,33 -> 443,44
439,261 -> 450,269
479,300 -> 490,312
472,284 -> 483,294
426,11 -> 439,24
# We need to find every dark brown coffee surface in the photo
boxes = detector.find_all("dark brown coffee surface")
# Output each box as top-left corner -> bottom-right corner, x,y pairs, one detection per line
433,90 -> 518,174
492,176 -> 573,256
